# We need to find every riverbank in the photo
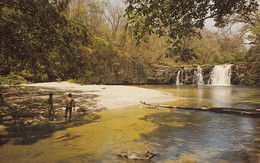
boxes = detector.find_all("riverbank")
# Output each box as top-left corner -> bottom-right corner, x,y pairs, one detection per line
22,82 -> 173,109
0,82 -> 173,125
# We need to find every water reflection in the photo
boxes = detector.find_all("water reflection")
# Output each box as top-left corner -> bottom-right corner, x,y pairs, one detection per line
140,85 -> 260,109
209,86 -> 232,107
141,109 -> 260,162
197,87 -> 203,106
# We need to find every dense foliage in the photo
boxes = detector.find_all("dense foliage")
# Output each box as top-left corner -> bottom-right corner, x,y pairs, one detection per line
126,0 -> 258,61
0,0 -> 259,84
1,0 -> 79,82
0,0 -> 116,84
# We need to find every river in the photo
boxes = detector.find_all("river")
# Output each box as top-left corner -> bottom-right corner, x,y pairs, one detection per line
0,85 -> 259,162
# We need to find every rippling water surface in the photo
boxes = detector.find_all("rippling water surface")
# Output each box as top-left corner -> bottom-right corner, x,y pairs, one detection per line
0,85 -> 259,162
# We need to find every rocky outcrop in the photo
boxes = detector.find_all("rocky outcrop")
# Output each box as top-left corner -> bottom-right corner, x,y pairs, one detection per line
143,63 -> 259,86
144,65 -> 214,85
231,63 -> 260,86
145,66 -> 178,84
202,65 -> 214,84
101,63 -> 259,86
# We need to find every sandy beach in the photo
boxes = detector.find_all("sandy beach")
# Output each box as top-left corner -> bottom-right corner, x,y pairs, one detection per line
0,82 -> 174,124
23,82 -> 173,110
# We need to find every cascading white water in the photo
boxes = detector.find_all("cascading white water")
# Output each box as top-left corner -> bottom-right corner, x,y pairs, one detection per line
176,69 -> 183,85
196,66 -> 204,85
176,70 -> 181,85
208,64 -> 232,85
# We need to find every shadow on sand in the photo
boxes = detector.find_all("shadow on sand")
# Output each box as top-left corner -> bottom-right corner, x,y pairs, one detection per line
0,112 -> 100,145
0,85 -> 102,146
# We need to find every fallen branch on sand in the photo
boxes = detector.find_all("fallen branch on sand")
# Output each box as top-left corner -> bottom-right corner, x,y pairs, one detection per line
140,101 -> 260,118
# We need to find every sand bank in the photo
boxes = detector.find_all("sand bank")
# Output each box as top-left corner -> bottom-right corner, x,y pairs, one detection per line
23,82 -> 173,110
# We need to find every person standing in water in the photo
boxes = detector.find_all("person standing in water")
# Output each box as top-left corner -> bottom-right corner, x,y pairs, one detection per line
48,93 -> 55,120
65,93 -> 75,121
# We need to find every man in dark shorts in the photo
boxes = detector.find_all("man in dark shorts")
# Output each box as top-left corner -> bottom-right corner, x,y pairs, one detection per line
65,93 -> 74,121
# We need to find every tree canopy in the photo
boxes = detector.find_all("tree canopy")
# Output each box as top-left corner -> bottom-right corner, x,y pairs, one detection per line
125,0 -> 259,61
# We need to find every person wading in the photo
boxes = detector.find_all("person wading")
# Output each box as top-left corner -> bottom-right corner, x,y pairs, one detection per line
65,93 -> 75,121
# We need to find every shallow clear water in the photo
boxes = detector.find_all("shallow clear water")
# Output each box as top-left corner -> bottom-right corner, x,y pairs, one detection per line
0,85 -> 259,162
140,85 -> 260,109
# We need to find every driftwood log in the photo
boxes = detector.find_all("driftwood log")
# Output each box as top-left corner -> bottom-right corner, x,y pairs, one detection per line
140,101 -> 260,118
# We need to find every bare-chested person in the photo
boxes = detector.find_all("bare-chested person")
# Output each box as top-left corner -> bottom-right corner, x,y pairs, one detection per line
48,93 -> 55,120
65,93 -> 75,121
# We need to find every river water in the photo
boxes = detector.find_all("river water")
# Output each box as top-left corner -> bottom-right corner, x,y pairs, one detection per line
0,85 -> 259,162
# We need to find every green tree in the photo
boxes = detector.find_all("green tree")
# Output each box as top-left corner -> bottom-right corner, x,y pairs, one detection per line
125,0 -> 258,61
0,0 -> 93,82
0,0 -> 68,80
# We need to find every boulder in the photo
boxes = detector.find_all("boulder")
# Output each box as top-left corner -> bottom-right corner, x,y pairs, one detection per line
118,150 -> 157,161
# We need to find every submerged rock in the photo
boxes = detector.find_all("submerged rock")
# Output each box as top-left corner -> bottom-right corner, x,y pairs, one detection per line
118,150 -> 157,161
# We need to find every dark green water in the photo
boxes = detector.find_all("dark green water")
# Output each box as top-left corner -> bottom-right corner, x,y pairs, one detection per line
0,85 -> 259,162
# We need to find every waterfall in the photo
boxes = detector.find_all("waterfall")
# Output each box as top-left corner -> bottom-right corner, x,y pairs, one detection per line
196,66 -> 204,85
176,69 -> 183,85
208,64 -> 232,85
